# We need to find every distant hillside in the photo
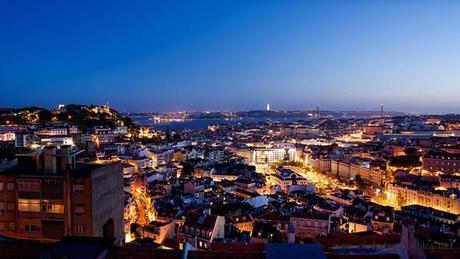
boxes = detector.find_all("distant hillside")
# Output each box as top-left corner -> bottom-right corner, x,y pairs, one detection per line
188,110 -> 408,119
0,104 -> 133,128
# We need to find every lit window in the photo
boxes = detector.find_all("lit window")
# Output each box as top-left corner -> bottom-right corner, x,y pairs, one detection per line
41,200 -> 64,213
18,199 -> 40,212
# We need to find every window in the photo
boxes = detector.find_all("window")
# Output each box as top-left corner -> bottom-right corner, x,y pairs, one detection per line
75,205 -> 85,215
7,202 -> 15,211
74,224 -> 85,233
46,180 -> 57,185
18,199 -> 40,212
7,182 -> 14,191
0,182 -> 3,191
8,222 -> 15,231
41,200 -> 64,213
17,180 -> 40,192
0,202 -> 5,210
73,184 -> 84,193
24,224 -> 41,232
0,222 -> 5,230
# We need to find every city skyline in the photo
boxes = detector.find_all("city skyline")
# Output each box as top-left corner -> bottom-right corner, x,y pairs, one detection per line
1,1 -> 460,113
2,1 -> 460,257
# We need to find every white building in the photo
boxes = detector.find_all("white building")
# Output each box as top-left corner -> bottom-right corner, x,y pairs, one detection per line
39,136 -> 74,146
269,167 -> 309,192
252,147 -> 296,164
120,156 -> 153,172
0,132 -> 15,142
36,127 -> 68,136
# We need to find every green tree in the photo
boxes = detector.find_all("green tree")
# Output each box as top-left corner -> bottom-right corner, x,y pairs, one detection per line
389,155 -> 422,168
396,193 -> 406,208
355,174 -> 367,191
181,162 -> 195,177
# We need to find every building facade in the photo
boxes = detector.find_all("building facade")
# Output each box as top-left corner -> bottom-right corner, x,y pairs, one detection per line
290,211 -> 330,238
0,146 -> 124,245
386,183 -> 460,214
423,149 -> 460,175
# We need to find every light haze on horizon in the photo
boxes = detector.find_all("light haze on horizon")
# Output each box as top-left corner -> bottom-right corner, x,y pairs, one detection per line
1,0 -> 460,113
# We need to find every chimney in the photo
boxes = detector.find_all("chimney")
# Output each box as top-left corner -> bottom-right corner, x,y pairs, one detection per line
44,146 -> 57,174
59,145 -> 74,170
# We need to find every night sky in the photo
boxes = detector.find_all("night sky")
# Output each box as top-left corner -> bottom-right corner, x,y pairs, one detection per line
1,0 -> 459,113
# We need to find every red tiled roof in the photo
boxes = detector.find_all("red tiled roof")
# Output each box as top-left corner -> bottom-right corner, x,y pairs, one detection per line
210,242 -> 265,254
257,212 -> 290,222
291,211 -> 330,220
184,212 -> 218,230
317,232 -> 400,248
188,250 -> 265,259
106,247 -> 182,259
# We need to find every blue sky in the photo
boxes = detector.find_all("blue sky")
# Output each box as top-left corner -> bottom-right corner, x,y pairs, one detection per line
1,0 -> 459,113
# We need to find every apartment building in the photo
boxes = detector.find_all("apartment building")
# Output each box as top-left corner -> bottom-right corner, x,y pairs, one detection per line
0,146 -> 124,245
290,211 -> 330,238
423,149 -> 460,175
179,210 -> 225,250
387,183 -> 460,214
252,147 -> 296,164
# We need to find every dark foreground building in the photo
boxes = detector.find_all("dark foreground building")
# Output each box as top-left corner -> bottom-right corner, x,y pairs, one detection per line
0,146 -> 124,245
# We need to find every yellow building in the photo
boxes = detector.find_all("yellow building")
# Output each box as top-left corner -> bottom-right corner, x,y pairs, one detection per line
386,183 -> 460,214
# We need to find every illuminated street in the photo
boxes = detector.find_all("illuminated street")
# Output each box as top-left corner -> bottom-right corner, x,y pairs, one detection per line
286,165 -> 356,194
128,177 -> 156,226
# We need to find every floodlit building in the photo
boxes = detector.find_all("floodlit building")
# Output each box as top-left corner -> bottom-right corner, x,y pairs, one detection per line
387,182 -> 460,214
252,147 -> 296,164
